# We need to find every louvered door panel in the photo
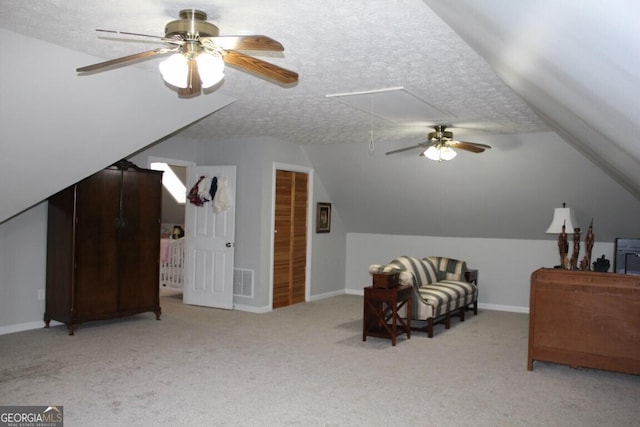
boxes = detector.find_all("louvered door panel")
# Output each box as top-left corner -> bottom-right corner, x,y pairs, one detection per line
291,172 -> 308,304
272,170 -> 308,308
273,170 -> 294,308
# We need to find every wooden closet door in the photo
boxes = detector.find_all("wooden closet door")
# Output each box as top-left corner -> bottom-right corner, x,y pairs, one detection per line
273,170 -> 308,308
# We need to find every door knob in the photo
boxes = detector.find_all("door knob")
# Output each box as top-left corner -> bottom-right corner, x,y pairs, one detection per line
225,242 -> 234,248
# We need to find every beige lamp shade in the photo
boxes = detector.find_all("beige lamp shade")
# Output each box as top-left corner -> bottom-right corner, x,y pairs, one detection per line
546,206 -> 578,233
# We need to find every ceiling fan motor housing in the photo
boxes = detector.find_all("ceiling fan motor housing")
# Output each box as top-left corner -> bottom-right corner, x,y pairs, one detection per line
165,9 -> 219,39
428,128 -> 453,141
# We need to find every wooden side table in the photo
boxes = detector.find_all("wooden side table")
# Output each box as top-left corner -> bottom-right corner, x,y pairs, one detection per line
465,269 -> 478,285
362,285 -> 412,346
464,269 -> 478,313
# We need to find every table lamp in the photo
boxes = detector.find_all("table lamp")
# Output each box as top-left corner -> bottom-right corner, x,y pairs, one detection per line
546,203 -> 578,269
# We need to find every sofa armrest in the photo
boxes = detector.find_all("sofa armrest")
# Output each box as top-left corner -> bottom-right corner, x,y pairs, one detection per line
368,264 -> 412,286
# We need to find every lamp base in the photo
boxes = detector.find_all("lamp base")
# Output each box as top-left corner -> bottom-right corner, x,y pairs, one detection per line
556,230 -> 569,270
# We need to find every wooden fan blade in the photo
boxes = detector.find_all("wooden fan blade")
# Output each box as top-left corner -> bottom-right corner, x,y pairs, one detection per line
450,141 -> 490,153
463,141 -> 492,149
96,29 -> 185,46
223,50 -> 298,84
76,47 -> 174,73
177,58 -> 202,98
385,142 -> 432,155
202,35 -> 284,51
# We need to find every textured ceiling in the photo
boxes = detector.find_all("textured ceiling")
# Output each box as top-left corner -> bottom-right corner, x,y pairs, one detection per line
2,0 -> 640,242
0,0 -> 548,150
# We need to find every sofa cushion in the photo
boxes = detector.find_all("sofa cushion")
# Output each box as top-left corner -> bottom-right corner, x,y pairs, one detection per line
418,280 -> 477,318
425,257 -> 467,281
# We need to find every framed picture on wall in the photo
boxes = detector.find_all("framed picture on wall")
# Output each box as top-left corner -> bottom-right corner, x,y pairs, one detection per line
316,202 -> 331,233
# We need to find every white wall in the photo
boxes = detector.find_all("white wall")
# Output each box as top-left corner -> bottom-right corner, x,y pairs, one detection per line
345,232 -> 614,312
0,199 -> 615,334
308,167 -> 347,301
0,29 -> 235,224
254,139 -> 348,306
0,203 -> 48,333
302,132 -> 640,243
143,134 -> 349,311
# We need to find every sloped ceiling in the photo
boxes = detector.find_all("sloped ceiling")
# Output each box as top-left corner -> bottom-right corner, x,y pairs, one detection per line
0,29 -> 235,223
1,1 -> 639,241
423,0 -> 640,199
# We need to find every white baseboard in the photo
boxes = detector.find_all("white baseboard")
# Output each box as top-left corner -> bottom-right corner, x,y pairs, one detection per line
308,289 -> 345,301
344,290 -> 529,314
0,320 -> 63,336
236,290 -> 347,313
233,304 -> 271,313
478,303 -> 529,314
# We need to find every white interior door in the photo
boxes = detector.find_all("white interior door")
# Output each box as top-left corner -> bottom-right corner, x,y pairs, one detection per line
183,165 -> 236,309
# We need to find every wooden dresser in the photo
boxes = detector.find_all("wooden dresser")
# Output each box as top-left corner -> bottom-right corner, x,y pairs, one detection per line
528,268 -> 640,374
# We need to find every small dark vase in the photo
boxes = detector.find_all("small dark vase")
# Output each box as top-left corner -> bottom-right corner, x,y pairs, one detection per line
592,255 -> 610,272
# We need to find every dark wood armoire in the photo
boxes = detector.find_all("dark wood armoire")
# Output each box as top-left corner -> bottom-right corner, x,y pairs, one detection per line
45,159 -> 163,334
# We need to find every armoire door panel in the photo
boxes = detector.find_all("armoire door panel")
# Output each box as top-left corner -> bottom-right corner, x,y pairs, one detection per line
74,171 -> 120,315
119,170 -> 162,311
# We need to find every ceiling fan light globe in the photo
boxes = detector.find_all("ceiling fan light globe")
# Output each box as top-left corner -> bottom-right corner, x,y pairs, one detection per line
423,146 -> 441,160
159,53 -> 189,88
424,145 -> 456,161
196,53 -> 225,88
440,146 -> 457,161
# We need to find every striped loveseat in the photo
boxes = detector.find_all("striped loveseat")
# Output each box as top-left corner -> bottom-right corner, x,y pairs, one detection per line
369,256 -> 478,337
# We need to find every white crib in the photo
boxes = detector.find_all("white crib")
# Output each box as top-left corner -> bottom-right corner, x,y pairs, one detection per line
159,238 -> 184,290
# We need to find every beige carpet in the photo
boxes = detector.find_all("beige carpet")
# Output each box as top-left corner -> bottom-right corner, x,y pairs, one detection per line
1,292 -> 639,426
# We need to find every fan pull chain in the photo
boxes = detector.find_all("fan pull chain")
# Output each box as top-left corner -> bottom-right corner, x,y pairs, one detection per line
368,95 -> 375,155
369,129 -> 375,155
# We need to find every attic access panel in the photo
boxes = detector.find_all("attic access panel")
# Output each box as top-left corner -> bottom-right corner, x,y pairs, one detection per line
326,87 -> 455,124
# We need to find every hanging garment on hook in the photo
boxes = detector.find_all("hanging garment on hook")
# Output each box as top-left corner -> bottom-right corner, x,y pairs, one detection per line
198,176 -> 213,202
213,176 -> 232,213
187,176 -> 206,206
209,176 -> 218,201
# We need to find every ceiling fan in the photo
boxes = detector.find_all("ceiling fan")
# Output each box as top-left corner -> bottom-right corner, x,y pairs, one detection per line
385,125 -> 492,161
76,9 -> 298,97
